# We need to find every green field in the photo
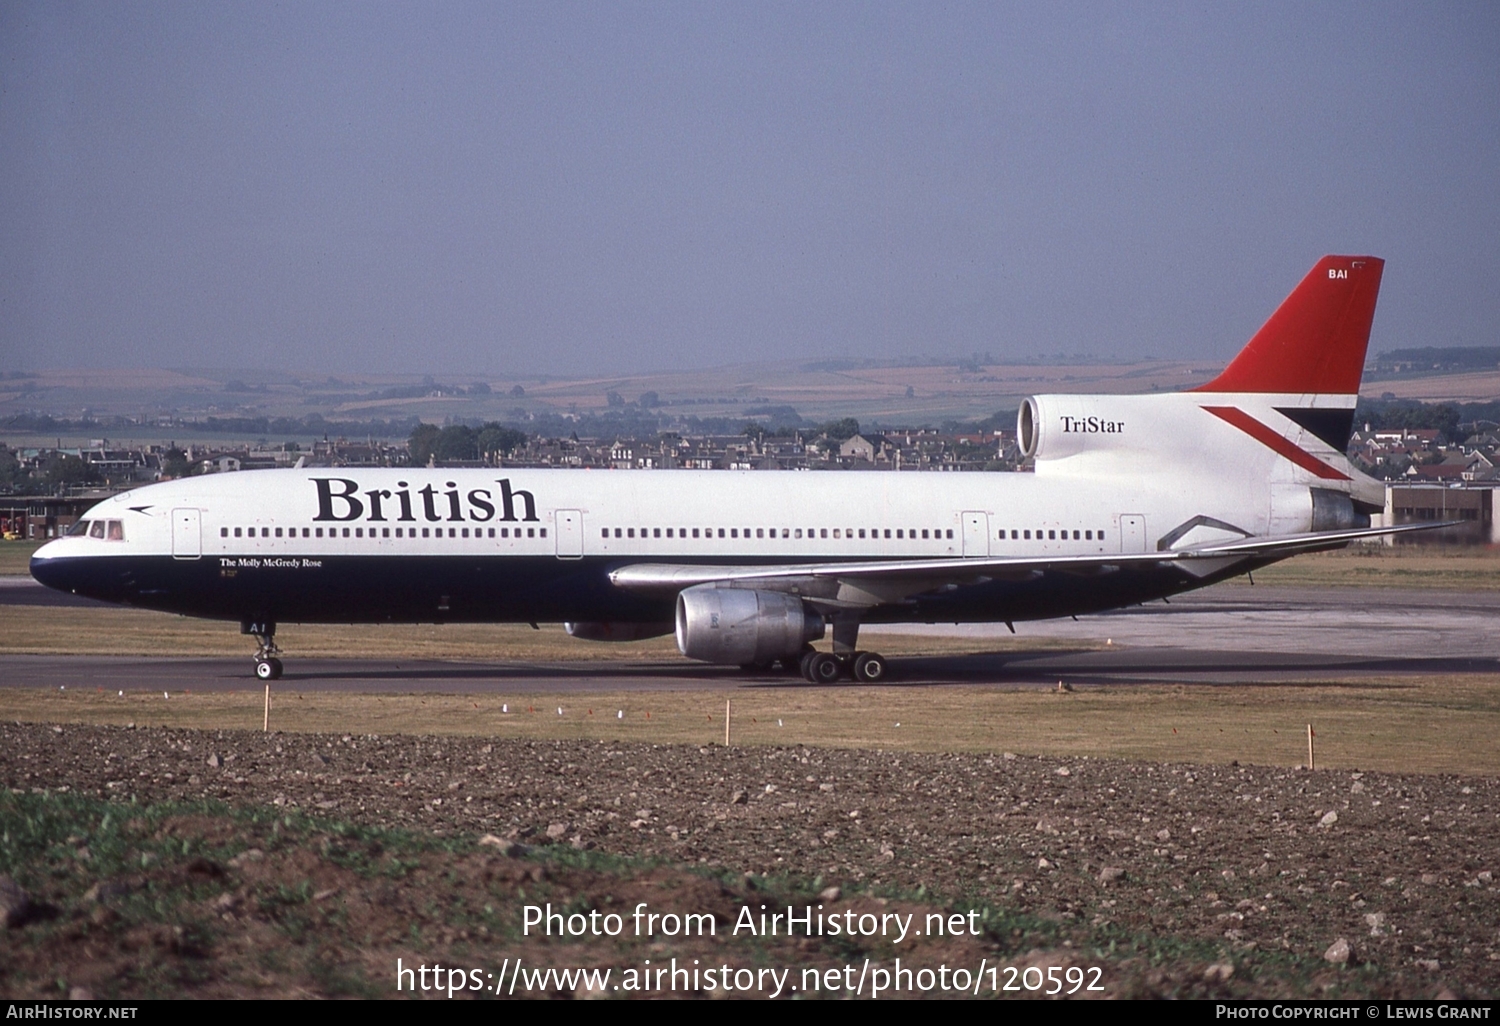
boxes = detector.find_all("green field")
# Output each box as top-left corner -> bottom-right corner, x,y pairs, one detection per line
7,675 -> 1499,777
0,540 -> 41,575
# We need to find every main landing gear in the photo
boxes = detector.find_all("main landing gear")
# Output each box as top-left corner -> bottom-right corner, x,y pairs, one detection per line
243,619 -> 283,681
797,616 -> 888,683
797,648 -> 888,683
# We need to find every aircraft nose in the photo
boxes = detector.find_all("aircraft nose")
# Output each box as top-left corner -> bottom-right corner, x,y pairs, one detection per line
30,542 -> 74,592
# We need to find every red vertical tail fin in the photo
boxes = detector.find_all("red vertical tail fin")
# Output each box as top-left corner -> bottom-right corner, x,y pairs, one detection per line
1193,256 -> 1384,395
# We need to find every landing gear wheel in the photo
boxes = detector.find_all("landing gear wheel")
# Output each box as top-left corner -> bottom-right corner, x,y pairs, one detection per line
805,652 -> 844,684
799,649 -> 820,680
246,621 -> 283,680
851,651 -> 887,682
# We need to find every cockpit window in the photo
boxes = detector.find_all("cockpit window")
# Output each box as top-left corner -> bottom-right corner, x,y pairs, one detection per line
69,520 -> 90,537
89,521 -> 106,539
107,520 -> 124,541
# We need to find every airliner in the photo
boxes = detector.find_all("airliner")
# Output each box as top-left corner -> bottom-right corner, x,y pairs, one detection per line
31,255 -> 1438,683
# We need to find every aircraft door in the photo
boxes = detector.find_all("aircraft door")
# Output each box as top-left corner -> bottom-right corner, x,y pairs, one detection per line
1118,514 -> 1146,553
961,511 -> 990,557
554,509 -> 583,559
171,508 -> 201,560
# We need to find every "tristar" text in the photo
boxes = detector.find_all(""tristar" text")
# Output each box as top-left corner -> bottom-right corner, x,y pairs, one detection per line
1060,416 -> 1124,434
312,478 -> 540,523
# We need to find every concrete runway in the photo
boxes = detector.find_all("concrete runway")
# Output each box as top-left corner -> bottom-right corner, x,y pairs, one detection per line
2,576 -> 1496,691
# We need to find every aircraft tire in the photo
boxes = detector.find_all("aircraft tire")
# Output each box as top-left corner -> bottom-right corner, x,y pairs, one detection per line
852,652 -> 887,682
256,658 -> 283,681
807,652 -> 843,685
799,649 -> 820,682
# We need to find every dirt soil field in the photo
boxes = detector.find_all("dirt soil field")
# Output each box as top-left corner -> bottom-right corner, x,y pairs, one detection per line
2,723 -> 1494,999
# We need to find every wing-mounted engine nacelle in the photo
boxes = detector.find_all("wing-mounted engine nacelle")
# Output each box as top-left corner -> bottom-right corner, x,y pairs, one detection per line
564,622 -> 675,642
675,586 -> 825,665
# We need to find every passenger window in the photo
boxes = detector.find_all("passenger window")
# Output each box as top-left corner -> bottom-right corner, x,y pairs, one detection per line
462,528 -> 469,538
421,528 -> 430,538
342,528 -> 350,538
654,528 -> 661,538
601,529 -> 609,538
1048,530 -> 1055,540
220,527 -> 228,538
303,528 -> 310,538
627,528 -> 635,538
1024,530 -> 1030,539
315,527 -> 323,538
501,528 -> 509,538
755,528 -> 763,539
450,528 -> 457,538
922,530 -> 929,539
883,529 -> 890,538
488,528 -> 495,538
1073,530 -> 1080,540
1099,530 -> 1106,540
665,528 -> 673,538
820,529 -> 828,539
857,529 -> 865,539
1012,530 -> 1019,539
896,529 -> 903,539
832,529 -> 841,539
692,528 -> 700,538
718,529 -> 725,538
234,527 -> 243,538
794,528 -> 802,539
1085,530 -> 1092,540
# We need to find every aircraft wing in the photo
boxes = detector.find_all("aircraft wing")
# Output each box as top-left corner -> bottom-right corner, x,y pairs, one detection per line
608,520 -> 1455,607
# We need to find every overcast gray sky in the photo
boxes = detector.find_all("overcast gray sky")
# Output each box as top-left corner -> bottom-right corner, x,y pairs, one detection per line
2,2 -> 1497,376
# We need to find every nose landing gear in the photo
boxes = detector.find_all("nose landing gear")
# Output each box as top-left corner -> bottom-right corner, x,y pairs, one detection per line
242,619 -> 283,680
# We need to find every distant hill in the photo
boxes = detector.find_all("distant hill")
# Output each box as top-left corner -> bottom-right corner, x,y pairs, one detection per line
1368,346 -> 1500,378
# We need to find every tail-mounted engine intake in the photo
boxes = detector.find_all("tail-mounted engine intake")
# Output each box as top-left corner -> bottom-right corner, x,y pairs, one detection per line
1018,394 -> 1139,463
675,586 -> 825,665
